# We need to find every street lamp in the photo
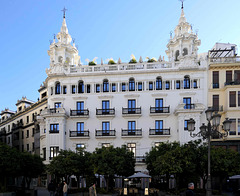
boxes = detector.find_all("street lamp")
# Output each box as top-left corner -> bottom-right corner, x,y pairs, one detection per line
187,108 -> 232,196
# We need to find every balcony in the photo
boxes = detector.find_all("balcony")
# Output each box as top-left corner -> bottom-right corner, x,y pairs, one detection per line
12,122 -> 23,131
208,105 -> 223,112
135,156 -> 146,163
149,129 -> 170,136
184,104 -> 195,109
95,129 -> 116,137
121,129 -> 142,137
96,108 -> 115,116
69,130 -> 89,138
150,106 -> 170,116
70,109 -> 89,117
225,80 -> 240,86
122,107 -> 141,118
212,83 -> 219,89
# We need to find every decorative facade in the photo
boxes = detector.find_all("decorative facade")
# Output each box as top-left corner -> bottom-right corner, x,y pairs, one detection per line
37,6 -> 208,172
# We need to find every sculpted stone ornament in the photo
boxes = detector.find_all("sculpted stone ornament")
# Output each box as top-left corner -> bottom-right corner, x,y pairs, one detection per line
178,56 -> 198,68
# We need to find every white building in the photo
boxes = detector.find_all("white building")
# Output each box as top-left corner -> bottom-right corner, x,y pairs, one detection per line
39,6 -> 208,172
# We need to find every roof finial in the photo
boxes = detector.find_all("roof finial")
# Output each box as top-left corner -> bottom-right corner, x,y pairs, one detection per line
61,7 -> 67,18
179,0 -> 184,9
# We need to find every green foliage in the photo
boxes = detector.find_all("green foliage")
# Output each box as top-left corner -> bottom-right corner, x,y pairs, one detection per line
108,59 -> 116,65
88,61 -> 96,66
147,58 -> 157,62
129,58 -> 137,63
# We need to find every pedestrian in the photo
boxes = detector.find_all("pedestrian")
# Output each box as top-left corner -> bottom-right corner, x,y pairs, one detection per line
48,180 -> 56,196
89,183 -> 97,196
186,182 -> 195,196
55,183 -> 63,196
63,181 -> 68,196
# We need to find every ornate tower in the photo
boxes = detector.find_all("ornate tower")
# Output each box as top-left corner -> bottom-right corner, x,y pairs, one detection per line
165,3 -> 201,68
47,8 -> 80,75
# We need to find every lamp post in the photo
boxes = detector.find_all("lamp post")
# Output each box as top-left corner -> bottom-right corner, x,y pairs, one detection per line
187,108 -> 232,196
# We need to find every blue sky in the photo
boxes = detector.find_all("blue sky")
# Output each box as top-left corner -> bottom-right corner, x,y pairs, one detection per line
0,0 -> 240,112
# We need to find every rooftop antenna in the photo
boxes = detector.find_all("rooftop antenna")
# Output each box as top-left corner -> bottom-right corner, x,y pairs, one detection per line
53,34 -> 56,39
72,38 -> 75,43
61,7 -> 67,18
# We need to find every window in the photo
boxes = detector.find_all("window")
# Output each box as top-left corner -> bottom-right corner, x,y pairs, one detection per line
128,121 -> 136,130
22,131 -> 24,139
212,95 -> 219,110
193,80 -> 198,88
184,120 -> 190,130
238,91 -> 240,107
155,99 -> 163,112
103,79 -> 109,92
27,116 -> 29,124
234,70 -> 240,81
122,83 -> 126,92
149,82 -> 153,91
78,81 -> 84,93
213,71 -> 219,88
226,71 -> 232,83
77,101 -> 84,111
156,77 -> 162,90
229,91 -> 236,107
26,130 -> 29,138
183,97 -> 192,109
96,84 -> 100,93
184,76 -> 190,89
128,99 -> 136,113
238,119 -> 240,135
127,143 -> 136,156
102,143 -> 110,148
112,83 -> 116,92
176,80 -> 180,89
165,81 -> 170,90
102,100 -> 110,114
63,86 -> 67,94
41,92 -> 47,98
129,78 -> 135,91
55,102 -> 61,108
55,82 -> 61,94
72,85 -> 76,94
183,48 -> 188,56
27,144 -> 29,151
32,128 -> 35,136
50,146 -> 59,159
87,84 -> 91,93
175,50 -> 180,61
102,122 -> 110,135
42,148 -> 46,160
32,114 -> 35,122
138,82 -> 143,91
32,142 -> 35,151
76,144 -> 85,150
77,122 -> 84,135
229,119 -> 236,135
155,120 -> 163,130
50,124 -> 59,133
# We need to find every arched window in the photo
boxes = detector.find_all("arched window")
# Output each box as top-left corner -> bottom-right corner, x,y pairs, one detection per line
55,82 -> 61,94
103,79 -> 109,92
175,50 -> 180,61
183,48 -> 188,56
184,75 -> 190,89
58,56 -> 63,63
78,80 -> 84,93
156,77 -> 162,90
129,78 -> 135,91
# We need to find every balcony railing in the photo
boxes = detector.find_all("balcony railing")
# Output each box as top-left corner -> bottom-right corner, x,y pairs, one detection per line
212,83 -> 219,88
49,108 -> 57,113
121,129 -> 142,136
95,129 -> 116,137
69,130 -> 89,137
150,106 -> 170,113
49,130 -> 59,134
225,80 -> 240,86
122,107 -> 141,114
149,129 -> 170,136
96,108 -> 115,115
70,109 -> 89,116
184,104 -> 195,109
135,156 -> 146,163
208,105 -> 223,112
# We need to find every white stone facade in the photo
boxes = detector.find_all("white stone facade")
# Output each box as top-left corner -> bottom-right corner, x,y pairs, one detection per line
39,7 -> 208,172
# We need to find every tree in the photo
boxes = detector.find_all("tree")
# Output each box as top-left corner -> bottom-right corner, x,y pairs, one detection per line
92,145 -> 135,191
19,152 -> 45,189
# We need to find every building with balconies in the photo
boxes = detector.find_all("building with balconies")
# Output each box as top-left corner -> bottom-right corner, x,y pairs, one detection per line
208,43 -> 240,151
38,5 -> 208,172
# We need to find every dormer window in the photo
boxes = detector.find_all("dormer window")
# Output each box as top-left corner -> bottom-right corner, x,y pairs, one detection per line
183,48 -> 188,56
